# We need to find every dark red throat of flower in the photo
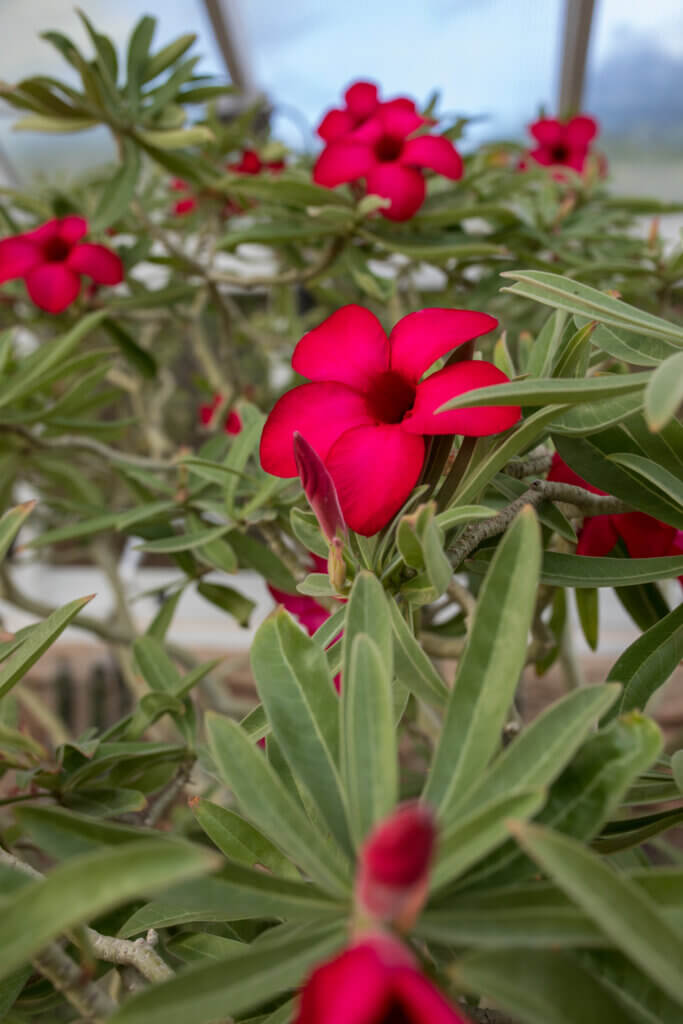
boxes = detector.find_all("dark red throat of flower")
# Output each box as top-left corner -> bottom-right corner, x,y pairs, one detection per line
43,237 -> 71,262
374,135 -> 405,162
550,144 -> 569,162
366,371 -> 416,424
383,1001 -> 413,1024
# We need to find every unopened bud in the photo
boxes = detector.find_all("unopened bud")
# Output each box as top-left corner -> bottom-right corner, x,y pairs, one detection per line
293,432 -> 346,544
355,801 -> 436,932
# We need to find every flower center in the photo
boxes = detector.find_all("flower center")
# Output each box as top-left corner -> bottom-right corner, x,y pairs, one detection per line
374,134 -> 404,163
383,1002 -> 412,1024
43,237 -> 71,262
550,143 -> 569,163
366,370 -> 416,424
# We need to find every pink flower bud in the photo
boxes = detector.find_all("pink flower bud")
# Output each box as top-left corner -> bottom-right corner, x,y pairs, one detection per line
293,432 -> 346,544
356,801 -> 436,931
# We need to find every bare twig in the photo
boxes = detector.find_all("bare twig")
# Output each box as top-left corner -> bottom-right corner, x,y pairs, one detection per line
504,453 -> 554,478
3,423 -> 182,470
448,481 -> 630,567
143,761 -> 194,827
32,941 -> 117,1021
209,234 -> 347,288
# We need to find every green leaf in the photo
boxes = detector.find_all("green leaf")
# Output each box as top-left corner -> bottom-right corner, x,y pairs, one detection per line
431,788 -> 545,891
11,113 -> 99,132
205,713 -> 350,896
0,311 -> 106,410
604,602 -> 683,722
133,635 -> 181,693
136,522 -> 233,553
550,391 -> 644,436
527,309 -> 567,377
590,322 -> 678,367
227,531 -> 297,593
576,587 -> 599,650
454,949 -> 636,1024
0,595 -> 94,699
424,506 -> 541,818
126,15 -> 156,100
512,822 -> 683,1008
342,634 -> 398,847
644,350 -> 683,431
219,220 -> 341,249
388,599 -> 448,708
457,684 -> 621,816
608,453 -> 683,513
537,552 -> 683,587
0,839 -> 217,983
222,403 -> 265,515
438,370 -> 650,413
137,125 -> 213,149
92,141 -> 142,230
197,583 -> 255,627
143,34 -> 197,83
101,314 -> 156,376
14,804 -> 149,858
250,610 -> 350,854
192,799 -> 298,879
290,508 -> 328,559
0,501 -> 34,561
501,270 -> 683,346
108,923 -> 344,1024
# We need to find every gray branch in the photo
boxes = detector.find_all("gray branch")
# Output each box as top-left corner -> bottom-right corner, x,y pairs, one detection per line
448,480 -> 631,567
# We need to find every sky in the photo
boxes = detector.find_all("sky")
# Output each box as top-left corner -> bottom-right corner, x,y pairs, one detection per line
0,0 -> 682,175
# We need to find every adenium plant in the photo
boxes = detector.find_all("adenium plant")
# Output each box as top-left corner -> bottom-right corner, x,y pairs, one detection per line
0,13 -> 682,1024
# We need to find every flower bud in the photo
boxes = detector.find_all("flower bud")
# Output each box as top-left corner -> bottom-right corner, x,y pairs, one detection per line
293,432 -> 346,544
355,801 -> 436,931
327,535 -> 346,592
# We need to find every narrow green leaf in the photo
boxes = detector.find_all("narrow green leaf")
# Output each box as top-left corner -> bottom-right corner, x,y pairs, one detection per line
192,799 -> 298,878
205,713 -> 351,896
538,552 -> 683,587
458,684 -> 621,815
342,634 -> 397,846
438,371 -> 650,413
454,949 -> 636,1024
0,595 -> 94,699
0,840 -> 218,982
576,587 -> 599,650
604,603 -> 683,722
389,599 -> 448,708
608,453 -> 683,512
0,501 -> 35,561
644,350 -> 683,431
196,582 -> 255,626
431,788 -> 545,891
251,611 -> 350,853
512,822 -> 683,1008
424,506 -> 541,818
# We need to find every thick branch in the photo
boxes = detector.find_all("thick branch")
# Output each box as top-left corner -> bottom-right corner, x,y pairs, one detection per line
448,481 -> 630,567
32,941 -> 117,1021
504,453 -> 554,478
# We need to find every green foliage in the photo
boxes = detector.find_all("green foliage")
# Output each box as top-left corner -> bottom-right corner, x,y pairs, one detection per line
0,12 -> 681,1024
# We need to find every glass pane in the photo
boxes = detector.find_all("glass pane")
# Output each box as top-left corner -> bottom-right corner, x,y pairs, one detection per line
585,0 -> 683,199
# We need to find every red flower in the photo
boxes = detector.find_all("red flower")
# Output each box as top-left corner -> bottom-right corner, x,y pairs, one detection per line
228,148 -> 285,175
525,114 -> 603,176
170,179 -> 199,217
356,802 -> 436,930
199,395 -> 242,435
0,216 -> 123,314
260,305 -> 519,536
295,933 -> 469,1024
317,80 -> 420,143
548,454 -> 682,582
314,87 -> 462,221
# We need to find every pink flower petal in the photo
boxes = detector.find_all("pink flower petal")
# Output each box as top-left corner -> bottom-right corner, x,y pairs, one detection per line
313,141 -> 373,186
67,243 -> 123,285
268,585 -> 330,634
566,115 -> 598,147
344,81 -> 379,120
57,215 -> 89,245
317,108 -> 355,141
292,304 -> 389,391
402,360 -> 521,436
401,134 -> 463,180
393,966 -> 469,1023
326,423 -> 424,535
225,410 -> 242,435
365,163 -> 426,221
389,308 -> 498,383
577,515 -> 619,557
24,263 -> 81,313
547,454 -> 605,495
378,100 -> 428,138
23,219 -> 61,245
296,944 -> 390,1024
174,197 -> 198,216
528,146 -> 554,166
0,237 -> 41,282
612,510 -> 676,559
260,382 -> 373,477
529,118 -> 564,146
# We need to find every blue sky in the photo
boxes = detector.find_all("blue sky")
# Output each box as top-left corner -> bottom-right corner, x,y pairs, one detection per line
1,0 -> 682,173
